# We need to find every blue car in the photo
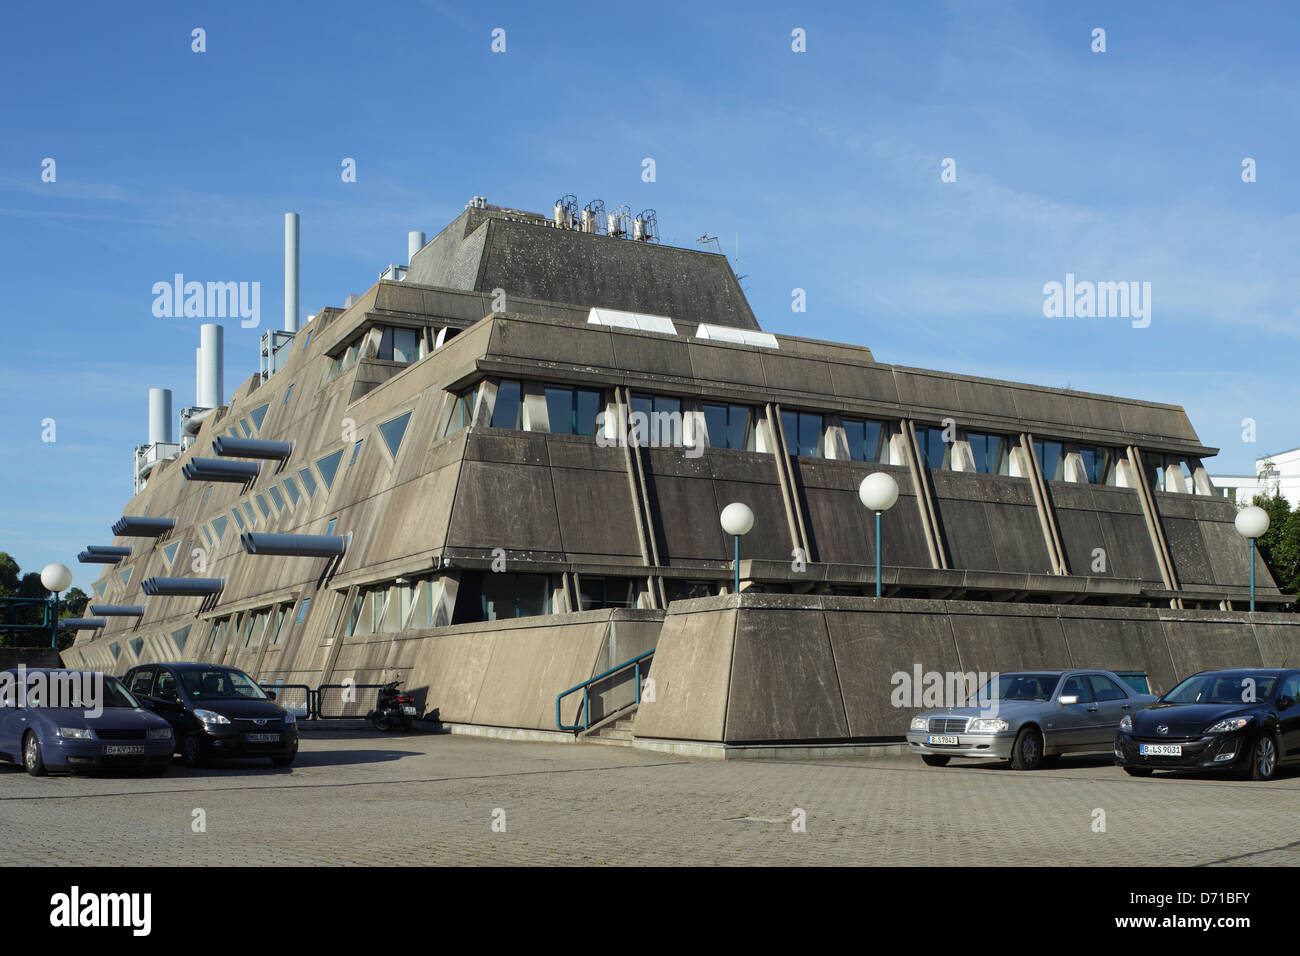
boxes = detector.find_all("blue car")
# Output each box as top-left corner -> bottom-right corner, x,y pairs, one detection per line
0,668 -> 174,776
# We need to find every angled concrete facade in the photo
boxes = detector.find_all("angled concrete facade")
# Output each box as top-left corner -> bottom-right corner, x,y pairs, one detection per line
66,200 -> 1294,746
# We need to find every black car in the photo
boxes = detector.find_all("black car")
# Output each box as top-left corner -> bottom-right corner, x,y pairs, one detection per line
121,663 -> 299,768
1114,668 -> 1300,780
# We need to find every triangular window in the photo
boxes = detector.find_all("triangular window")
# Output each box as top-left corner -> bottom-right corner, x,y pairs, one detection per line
379,412 -> 412,458
129,637 -> 143,657
163,541 -> 180,566
249,403 -> 270,431
316,450 -> 344,489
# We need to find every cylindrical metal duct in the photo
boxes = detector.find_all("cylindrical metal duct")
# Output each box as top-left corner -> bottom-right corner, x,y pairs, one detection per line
148,388 -> 173,445
181,457 -> 259,483
199,324 -> 223,408
85,546 -> 132,558
408,230 -> 425,264
211,436 -> 294,461
140,577 -> 225,597
78,551 -> 124,564
89,605 -> 145,617
112,516 -> 175,537
285,212 -> 300,333
240,533 -> 348,557
58,618 -> 106,630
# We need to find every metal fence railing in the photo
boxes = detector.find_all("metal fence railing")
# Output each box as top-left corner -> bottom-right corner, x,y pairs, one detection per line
313,683 -> 387,720
257,682 -> 313,718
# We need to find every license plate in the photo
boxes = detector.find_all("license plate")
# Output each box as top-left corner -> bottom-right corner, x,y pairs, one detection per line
1140,743 -> 1182,756
103,744 -> 145,756
927,735 -> 959,746
402,706 -> 417,715
247,733 -> 280,744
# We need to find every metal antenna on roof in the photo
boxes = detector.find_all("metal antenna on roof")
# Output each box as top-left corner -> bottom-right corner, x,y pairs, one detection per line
696,234 -> 721,254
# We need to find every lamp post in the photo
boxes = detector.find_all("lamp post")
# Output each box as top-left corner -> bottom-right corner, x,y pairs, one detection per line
720,502 -> 755,596
1233,506 -> 1270,612
40,563 -> 73,648
859,473 -> 900,598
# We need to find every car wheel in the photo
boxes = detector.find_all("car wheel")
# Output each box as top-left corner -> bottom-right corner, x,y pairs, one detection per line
1123,766 -> 1154,777
1010,726 -> 1044,771
270,754 -> 295,767
921,755 -> 950,767
181,734 -> 206,769
1250,733 -> 1280,781
23,732 -> 47,777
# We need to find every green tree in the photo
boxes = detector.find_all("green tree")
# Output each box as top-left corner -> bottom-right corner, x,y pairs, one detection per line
1252,493 -> 1299,608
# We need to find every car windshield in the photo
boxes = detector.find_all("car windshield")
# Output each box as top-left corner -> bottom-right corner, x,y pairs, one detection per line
179,668 -> 268,701
22,674 -> 138,709
974,673 -> 1061,702
1161,673 -> 1277,705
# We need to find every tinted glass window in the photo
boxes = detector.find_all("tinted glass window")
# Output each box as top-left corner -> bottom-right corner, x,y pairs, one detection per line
1060,675 -> 1096,703
1088,675 -> 1126,702
316,450 -> 344,489
1034,440 -> 1064,481
703,404 -> 754,450
155,669 -> 178,697
128,668 -> 155,697
491,380 -> 523,429
914,426 -> 951,469
966,431 -> 1011,475
379,412 -> 413,457
781,410 -> 823,457
843,418 -> 887,463
179,668 -> 268,701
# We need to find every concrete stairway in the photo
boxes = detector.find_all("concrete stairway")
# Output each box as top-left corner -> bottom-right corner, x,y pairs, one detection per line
580,708 -> 638,747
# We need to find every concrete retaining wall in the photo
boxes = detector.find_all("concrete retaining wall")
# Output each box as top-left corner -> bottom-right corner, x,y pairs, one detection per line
633,594 -> 1300,745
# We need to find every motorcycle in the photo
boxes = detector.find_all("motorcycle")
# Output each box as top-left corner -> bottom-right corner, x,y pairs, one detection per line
366,680 -> 419,731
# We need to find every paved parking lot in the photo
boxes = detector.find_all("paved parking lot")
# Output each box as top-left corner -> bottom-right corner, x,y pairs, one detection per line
1,730 -> 1297,866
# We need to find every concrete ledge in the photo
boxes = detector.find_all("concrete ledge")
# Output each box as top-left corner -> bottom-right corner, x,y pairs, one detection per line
442,721 -> 578,745
631,738 -> 908,760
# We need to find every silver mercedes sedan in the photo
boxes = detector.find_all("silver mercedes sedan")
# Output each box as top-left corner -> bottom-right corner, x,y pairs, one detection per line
905,670 -> 1158,770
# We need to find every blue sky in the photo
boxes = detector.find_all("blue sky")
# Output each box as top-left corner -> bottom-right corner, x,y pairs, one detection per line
2,1 -> 1298,592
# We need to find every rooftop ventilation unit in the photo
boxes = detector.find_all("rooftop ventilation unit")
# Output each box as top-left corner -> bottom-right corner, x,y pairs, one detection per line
112,516 -> 175,537
587,308 -> 677,335
607,204 -> 630,238
582,200 -> 607,235
695,324 -> 780,349
467,196 -> 488,209
633,209 -> 658,242
554,194 -> 578,229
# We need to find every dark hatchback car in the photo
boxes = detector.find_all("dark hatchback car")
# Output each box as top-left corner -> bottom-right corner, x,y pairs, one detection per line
0,669 -> 173,775
1115,668 -> 1300,780
122,663 -> 298,768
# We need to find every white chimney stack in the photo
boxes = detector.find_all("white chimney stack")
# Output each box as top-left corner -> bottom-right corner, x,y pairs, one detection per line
199,323 -> 223,408
148,388 -> 173,446
195,348 -> 202,406
408,230 -> 425,265
285,212 -> 300,333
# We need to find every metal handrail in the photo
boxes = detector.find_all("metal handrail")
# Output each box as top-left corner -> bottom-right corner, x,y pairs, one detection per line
556,648 -> 655,733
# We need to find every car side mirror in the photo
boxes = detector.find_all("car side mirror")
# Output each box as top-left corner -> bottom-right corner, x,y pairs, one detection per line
1058,695 -> 1078,706
157,687 -> 178,701
1279,695 -> 1295,711
265,690 -> 277,701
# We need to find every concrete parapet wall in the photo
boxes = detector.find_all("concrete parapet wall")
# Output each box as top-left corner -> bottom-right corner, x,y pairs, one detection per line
632,594 -> 1300,745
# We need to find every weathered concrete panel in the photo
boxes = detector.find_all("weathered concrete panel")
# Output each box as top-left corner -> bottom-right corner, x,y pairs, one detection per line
633,607 -> 736,741
445,460 -> 563,553
724,608 -> 848,742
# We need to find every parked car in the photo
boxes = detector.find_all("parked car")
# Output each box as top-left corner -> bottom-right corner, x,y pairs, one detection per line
1114,668 -> 1300,781
906,669 -> 1158,770
121,662 -> 298,768
0,668 -> 173,776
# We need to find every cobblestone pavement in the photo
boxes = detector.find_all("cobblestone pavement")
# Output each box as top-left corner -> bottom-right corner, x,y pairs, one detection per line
1,731 -> 1296,866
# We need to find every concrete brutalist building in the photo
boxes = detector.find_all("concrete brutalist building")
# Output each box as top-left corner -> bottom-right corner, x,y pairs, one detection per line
65,199 -> 1297,756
